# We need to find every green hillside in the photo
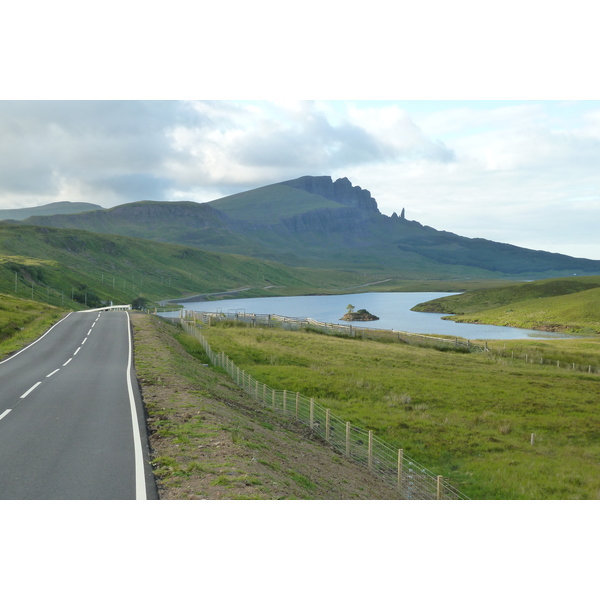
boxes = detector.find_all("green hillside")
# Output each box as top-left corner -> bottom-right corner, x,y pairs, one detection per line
0,222 -> 367,310
0,201 -> 102,221
208,182 -> 342,224
412,276 -> 600,333
18,175 -> 600,279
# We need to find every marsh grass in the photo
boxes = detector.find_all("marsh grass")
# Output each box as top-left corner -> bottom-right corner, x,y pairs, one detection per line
201,323 -> 600,499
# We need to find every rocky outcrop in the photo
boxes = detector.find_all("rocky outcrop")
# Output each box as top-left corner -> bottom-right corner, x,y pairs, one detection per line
340,308 -> 380,321
281,175 -> 379,214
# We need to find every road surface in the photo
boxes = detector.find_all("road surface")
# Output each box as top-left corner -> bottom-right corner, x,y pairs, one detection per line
0,310 -> 156,499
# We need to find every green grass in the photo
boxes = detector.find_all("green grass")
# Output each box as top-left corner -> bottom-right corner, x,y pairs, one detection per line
200,322 -> 600,500
0,221 -> 376,311
413,276 -> 600,334
0,292 -> 64,359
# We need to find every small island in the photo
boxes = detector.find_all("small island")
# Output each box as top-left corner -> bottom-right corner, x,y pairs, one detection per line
340,304 -> 380,322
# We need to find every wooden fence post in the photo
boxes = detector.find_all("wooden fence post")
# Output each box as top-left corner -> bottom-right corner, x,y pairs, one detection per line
296,392 -> 300,418
325,409 -> 330,442
368,430 -> 373,470
283,390 -> 287,415
397,449 -> 403,494
437,475 -> 443,500
272,389 -> 276,410
531,433 -> 535,446
346,422 -> 351,456
310,398 -> 314,429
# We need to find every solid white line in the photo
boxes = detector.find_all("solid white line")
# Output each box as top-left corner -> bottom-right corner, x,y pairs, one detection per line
125,312 -> 147,500
46,369 -> 60,378
82,337 -> 88,345
21,381 -> 42,399
0,313 -> 72,366
63,358 -> 72,366
0,409 -> 11,421
74,347 -> 81,355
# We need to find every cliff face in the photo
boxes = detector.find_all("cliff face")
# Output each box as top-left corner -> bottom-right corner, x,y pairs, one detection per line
281,175 -> 379,214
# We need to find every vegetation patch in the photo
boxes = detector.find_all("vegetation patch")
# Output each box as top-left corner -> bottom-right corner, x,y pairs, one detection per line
131,313 -> 401,500
200,321 -> 600,499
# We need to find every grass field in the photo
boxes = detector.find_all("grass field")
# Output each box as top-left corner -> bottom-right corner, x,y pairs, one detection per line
0,293 -> 64,359
199,321 -> 600,500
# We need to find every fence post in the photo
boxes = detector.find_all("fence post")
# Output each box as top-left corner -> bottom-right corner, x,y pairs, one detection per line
531,433 -> 535,445
310,398 -> 314,429
296,392 -> 300,419
272,389 -> 276,410
368,431 -> 373,470
397,449 -> 403,494
283,390 -> 287,415
346,422 -> 351,456
263,383 -> 267,404
255,380 -> 259,399
325,409 -> 330,442
437,475 -> 442,500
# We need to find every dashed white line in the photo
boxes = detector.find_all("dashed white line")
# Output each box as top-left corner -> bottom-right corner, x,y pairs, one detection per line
0,409 -> 11,421
74,347 -> 81,355
46,369 -> 60,378
21,381 -> 42,399
63,358 -> 73,367
87,328 -> 93,336
91,322 -> 96,328
82,337 -> 88,345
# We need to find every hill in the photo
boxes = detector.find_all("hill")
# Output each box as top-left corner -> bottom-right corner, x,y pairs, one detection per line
0,201 -> 102,221
18,175 -> 600,279
412,275 -> 600,333
0,221 -> 366,310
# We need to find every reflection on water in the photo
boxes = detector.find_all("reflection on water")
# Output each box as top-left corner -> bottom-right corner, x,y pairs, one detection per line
180,292 -> 574,341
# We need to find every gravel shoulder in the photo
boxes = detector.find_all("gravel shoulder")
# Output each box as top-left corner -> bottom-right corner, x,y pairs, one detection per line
130,313 -> 401,500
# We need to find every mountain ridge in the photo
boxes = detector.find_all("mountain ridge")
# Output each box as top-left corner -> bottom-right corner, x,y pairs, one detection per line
11,175 -> 600,279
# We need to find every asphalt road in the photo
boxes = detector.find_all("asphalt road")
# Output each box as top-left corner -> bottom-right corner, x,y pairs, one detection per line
0,310 -> 157,499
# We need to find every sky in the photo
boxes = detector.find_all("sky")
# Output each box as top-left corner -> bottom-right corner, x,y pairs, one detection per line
1,98 -> 599,259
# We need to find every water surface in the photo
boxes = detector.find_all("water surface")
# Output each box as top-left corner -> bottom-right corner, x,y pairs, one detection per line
180,292 -> 573,340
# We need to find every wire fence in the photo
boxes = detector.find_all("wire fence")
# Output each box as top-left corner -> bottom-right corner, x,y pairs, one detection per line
172,308 -> 487,353
178,316 -> 469,500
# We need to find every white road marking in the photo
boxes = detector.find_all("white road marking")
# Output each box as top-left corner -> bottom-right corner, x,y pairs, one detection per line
125,312 -> 147,500
74,347 -> 81,355
0,409 -> 11,421
82,337 -> 88,345
63,358 -> 72,366
46,369 -> 60,378
21,381 -> 42,399
87,328 -> 93,335
91,322 -> 96,328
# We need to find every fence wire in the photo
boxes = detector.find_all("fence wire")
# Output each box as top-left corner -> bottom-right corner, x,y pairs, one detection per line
178,316 -> 469,500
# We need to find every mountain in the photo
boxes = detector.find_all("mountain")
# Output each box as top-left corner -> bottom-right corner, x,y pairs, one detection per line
0,201 -> 103,221
17,176 -> 600,279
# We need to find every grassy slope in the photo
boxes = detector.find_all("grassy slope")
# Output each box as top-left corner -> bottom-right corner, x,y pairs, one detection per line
208,183 -> 342,224
132,313 -> 401,499
200,322 -> 600,500
0,222 -> 373,309
0,293 -> 65,359
412,276 -> 600,333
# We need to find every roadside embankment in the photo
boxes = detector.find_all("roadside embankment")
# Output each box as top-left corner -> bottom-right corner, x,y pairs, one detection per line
130,313 -> 401,499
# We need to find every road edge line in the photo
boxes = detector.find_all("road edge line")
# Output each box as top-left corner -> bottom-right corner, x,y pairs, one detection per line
125,311 -> 148,500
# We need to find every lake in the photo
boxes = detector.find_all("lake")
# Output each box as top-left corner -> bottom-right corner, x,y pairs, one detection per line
179,292 -> 574,340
